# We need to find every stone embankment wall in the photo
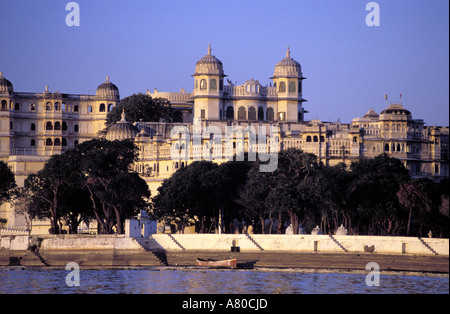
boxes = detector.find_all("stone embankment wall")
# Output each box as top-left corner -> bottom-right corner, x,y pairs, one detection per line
1,234 -> 448,256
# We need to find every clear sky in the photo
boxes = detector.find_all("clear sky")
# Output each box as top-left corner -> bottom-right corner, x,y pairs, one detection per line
0,0 -> 448,126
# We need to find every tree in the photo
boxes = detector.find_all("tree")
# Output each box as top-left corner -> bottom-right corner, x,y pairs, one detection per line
397,180 -> 431,236
0,160 -> 16,206
106,93 -> 173,126
266,149 -> 322,234
152,161 -> 219,233
348,154 -> 410,235
74,139 -> 149,234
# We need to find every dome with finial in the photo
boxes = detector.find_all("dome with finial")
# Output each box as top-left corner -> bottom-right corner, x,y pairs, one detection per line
272,47 -> 303,78
194,44 -> 225,76
105,111 -> 138,141
96,76 -> 120,100
0,72 -> 14,95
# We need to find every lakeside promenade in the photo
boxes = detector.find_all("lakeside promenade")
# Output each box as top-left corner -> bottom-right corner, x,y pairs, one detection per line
1,234 -> 448,273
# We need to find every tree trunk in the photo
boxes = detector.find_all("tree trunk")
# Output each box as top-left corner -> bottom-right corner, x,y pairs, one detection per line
406,207 -> 412,236
290,212 -> 299,235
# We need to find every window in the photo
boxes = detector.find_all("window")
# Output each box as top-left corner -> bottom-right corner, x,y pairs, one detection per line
279,82 -> 286,93
226,106 -> 234,120
99,103 -> 106,112
46,138 -> 53,146
278,112 -> 286,121
320,136 -> 325,142
10,121 -> 13,130
62,138 -> 67,147
1,100 -> 6,111
238,107 -> 246,120
289,81 -> 296,93
31,123 -> 36,131
313,136 -> 318,142
74,124 -> 79,132
31,139 -> 36,146
74,105 -> 79,112
54,121 -> 61,131
54,102 -> 60,111
435,164 -> 439,174
219,79 -> 223,91
30,103 -> 36,111
210,79 -> 217,91
54,138 -> 61,146
258,107 -> 264,121
248,107 -> 256,120
200,109 -> 205,120
306,136 -> 312,143
108,104 -> 114,112
15,103 -> 20,111
46,102 -> 52,111
200,79 -> 207,90
46,121 -> 53,131
74,140 -> 79,146
384,143 -> 389,152
266,108 -> 274,121
62,122 -> 67,131
88,105 -> 93,113
62,103 -> 66,111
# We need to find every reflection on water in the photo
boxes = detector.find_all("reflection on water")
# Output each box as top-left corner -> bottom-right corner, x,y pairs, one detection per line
0,267 -> 447,294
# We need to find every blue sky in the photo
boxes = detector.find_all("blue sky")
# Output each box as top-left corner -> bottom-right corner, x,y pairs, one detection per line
0,0 -> 448,125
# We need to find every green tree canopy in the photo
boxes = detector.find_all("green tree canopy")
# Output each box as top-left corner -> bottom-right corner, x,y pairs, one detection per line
0,160 -> 16,207
106,93 -> 173,126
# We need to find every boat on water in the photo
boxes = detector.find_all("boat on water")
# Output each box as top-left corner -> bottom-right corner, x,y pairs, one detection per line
196,258 -> 237,269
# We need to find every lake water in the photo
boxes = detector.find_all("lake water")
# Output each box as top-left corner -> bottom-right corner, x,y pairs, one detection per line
0,267 -> 448,294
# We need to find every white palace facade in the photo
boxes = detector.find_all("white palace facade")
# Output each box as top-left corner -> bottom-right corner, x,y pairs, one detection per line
0,45 -> 448,232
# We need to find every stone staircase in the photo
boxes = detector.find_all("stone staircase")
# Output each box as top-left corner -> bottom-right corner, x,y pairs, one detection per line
418,237 -> 439,256
328,235 -> 348,252
133,238 -> 168,266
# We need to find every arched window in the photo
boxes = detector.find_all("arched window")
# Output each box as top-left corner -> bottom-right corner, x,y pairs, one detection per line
46,102 -> 52,111
31,139 -> 36,147
54,138 -> 61,146
46,138 -> 53,146
397,143 -> 401,152
62,138 -> 67,146
210,79 -> 217,91
46,121 -> 53,131
62,103 -> 66,111
54,102 -> 60,111
306,136 -> 312,142
289,81 -> 296,93
248,107 -> 256,120
108,104 -> 114,112
88,105 -> 93,113
313,136 -> 318,142
258,107 -> 264,121
74,140 -> 79,146
99,103 -> 106,112
238,107 -> 246,120
54,121 -> 61,131
266,108 -> 274,121
1,100 -> 7,111
279,82 -> 286,93
31,123 -> 36,131
226,106 -> 234,120
74,124 -> 79,133
384,143 -> 389,152
200,79 -> 207,90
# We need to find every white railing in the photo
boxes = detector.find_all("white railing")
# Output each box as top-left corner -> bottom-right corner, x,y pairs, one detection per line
0,227 -> 30,236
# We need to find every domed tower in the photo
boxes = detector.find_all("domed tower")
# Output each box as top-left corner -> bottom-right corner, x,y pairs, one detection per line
271,47 -> 307,122
192,44 -> 226,121
0,72 -> 14,97
105,111 -> 138,141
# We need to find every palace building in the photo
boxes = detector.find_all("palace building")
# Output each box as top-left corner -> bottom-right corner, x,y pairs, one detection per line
0,45 -> 448,233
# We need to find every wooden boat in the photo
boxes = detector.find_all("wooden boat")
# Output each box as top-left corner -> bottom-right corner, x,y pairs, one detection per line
196,258 -> 237,269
